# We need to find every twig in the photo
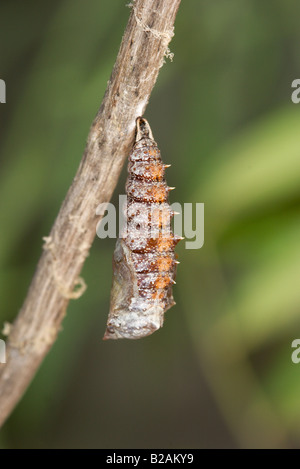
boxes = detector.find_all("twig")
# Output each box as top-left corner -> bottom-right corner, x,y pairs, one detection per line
0,0 -> 181,427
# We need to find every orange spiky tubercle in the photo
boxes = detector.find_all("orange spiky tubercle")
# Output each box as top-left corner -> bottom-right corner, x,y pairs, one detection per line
104,117 -> 181,340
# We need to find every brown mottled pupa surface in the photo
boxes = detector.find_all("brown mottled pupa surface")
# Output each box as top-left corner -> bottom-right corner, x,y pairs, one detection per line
103,117 -> 181,340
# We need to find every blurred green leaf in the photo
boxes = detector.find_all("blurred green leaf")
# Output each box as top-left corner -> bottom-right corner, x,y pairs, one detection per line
201,108 -> 300,232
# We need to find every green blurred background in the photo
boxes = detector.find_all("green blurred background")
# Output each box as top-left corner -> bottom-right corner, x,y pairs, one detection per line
1,0 -> 300,449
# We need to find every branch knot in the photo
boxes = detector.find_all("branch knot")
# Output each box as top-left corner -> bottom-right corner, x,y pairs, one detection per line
43,236 -> 87,300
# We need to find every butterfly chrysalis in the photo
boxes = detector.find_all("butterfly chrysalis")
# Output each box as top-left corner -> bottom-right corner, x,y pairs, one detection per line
103,117 -> 181,340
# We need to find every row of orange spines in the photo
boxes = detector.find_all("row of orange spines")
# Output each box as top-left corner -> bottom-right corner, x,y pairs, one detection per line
126,143 -> 174,203
124,141 -> 179,302
124,141 -> 181,254
131,250 -> 177,303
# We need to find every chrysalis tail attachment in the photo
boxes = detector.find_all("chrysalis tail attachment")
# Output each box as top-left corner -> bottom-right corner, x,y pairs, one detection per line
135,117 -> 154,141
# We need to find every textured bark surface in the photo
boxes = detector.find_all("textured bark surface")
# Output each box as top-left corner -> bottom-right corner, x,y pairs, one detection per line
0,0 -> 181,427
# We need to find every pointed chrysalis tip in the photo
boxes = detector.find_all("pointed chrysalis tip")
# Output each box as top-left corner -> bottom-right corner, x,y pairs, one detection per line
136,116 -> 154,142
